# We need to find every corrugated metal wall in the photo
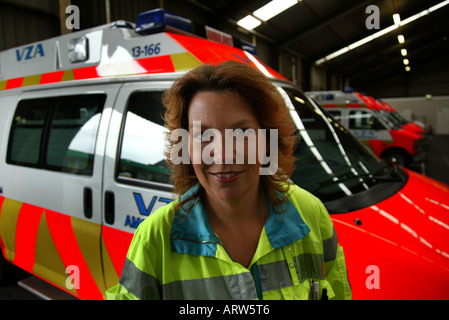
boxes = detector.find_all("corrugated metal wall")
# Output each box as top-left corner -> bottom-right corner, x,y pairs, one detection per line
1,0 -> 210,51
0,0 -> 60,51
71,0 -> 207,29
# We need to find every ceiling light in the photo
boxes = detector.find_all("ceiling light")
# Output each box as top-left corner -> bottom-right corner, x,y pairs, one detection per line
405,66 -> 411,72
401,48 -> 408,56
237,15 -> 261,30
403,58 -> 409,65
393,13 -> 401,25
429,0 -> 449,11
253,0 -> 298,21
315,0 -> 449,65
348,35 -> 374,50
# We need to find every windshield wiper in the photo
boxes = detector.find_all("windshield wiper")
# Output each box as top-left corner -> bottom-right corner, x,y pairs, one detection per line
311,163 -> 405,194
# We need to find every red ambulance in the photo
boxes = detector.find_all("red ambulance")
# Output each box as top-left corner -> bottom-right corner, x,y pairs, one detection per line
307,90 -> 427,167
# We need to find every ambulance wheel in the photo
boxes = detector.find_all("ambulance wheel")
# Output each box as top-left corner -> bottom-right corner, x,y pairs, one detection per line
383,149 -> 409,167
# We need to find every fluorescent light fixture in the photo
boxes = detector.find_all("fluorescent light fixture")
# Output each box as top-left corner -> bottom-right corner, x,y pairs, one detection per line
405,66 -> 411,72
371,24 -> 398,39
314,0 -> 449,65
401,48 -> 408,56
403,58 -> 409,65
253,0 -> 298,21
393,13 -> 401,25
348,35 -> 374,50
325,47 -> 350,60
429,0 -> 449,11
237,15 -> 261,30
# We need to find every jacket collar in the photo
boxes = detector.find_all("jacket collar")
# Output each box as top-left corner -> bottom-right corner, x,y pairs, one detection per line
170,184 -> 310,257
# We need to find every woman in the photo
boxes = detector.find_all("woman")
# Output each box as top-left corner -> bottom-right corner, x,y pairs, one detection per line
106,61 -> 352,300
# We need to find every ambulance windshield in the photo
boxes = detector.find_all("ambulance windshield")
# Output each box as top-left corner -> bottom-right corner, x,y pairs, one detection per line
280,86 -> 405,209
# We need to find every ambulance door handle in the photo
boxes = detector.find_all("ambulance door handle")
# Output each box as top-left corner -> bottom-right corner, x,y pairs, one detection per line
83,187 -> 93,219
105,191 -> 115,225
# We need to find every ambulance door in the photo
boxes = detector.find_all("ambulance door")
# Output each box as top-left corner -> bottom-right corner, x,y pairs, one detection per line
348,109 -> 392,141
101,81 -> 174,290
2,84 -> 121,299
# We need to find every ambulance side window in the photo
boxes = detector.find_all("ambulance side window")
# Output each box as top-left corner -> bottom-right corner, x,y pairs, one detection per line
7,98 -> 52,165
7,94 -> 106,175
117,91 -> 171,185
46,95 -> 105,174
349,110 -> 385,130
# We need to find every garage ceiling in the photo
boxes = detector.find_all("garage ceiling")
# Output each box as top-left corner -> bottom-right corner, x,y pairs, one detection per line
175,0 -> 449,93
1,0 -> 447,96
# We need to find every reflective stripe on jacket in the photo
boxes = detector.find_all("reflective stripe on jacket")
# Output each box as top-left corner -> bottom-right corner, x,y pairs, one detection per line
106,184 -> 352,300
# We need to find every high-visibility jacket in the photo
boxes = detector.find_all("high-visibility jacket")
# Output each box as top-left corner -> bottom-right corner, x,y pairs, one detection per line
106,184 -> 352,300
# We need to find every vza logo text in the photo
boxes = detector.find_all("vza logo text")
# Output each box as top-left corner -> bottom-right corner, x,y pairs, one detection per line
125,193 -> 172,228
16,43 -> 45,62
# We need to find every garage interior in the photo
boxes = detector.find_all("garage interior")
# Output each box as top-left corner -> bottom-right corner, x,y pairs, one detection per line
0,0 -> 449,300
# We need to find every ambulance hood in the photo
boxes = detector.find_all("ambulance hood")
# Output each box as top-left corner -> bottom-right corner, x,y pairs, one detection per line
332,169 -> 449,299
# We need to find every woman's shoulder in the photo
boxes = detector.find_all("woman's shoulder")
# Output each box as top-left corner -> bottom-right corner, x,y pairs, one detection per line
284,183 -> 330,224
286,183 -> 322,206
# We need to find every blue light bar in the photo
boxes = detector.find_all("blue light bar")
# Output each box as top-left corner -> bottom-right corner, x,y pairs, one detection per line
136,8 -> 193,35
240,39 -> 258,56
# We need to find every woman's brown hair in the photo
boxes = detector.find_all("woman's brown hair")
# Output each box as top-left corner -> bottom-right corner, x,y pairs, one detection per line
162,61 -> 297,214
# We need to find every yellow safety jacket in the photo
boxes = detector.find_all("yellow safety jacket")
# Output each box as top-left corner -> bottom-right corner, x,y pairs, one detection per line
106,184 -> 352,300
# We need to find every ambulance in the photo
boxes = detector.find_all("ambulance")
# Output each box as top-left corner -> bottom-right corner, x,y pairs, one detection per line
0,9 -> 448,300
307,90 -> 427,167
377,99 -> 425,135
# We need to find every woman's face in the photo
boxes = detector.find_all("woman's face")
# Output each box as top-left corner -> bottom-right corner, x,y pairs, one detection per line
188,91 -> 263,203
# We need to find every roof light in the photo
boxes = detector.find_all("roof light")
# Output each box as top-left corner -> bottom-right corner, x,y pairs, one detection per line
393,13 -> 401,25
405,66 -> 411,72
253,0 -> 298,21
403,58 -> 409,65
68,37 -> 88,63
135,8 -> 193,35
240,39 -> 258,56
237,15 -> 261,30
401,48 -> 408,56
397,34 -> 405,44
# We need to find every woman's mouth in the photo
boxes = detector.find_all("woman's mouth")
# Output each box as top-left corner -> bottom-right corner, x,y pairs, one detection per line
211,171 -> 242,183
